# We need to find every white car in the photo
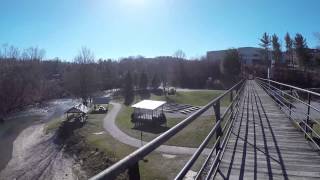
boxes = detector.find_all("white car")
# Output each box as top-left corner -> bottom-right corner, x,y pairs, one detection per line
98,106 -> 106,111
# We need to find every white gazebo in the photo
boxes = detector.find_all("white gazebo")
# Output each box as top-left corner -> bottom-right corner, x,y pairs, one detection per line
131,100 -> 167,127
65,104 -> 89,121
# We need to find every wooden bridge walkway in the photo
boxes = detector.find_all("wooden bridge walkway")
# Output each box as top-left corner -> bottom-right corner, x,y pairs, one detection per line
216,80 -> 320,179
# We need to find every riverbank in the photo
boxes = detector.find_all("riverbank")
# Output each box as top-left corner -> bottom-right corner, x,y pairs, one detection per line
0,99 -> 78,172
0,124 -> 76,180
0,114 -> 41,170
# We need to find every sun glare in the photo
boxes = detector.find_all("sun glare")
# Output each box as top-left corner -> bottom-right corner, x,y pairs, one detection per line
124,0 -> 146,6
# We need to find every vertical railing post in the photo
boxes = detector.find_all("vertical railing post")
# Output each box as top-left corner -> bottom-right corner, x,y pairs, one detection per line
128,162 -> 140,180
230,90 -> 234,119
289,88 -> 292,117
305,93 -> 312,139
307,93 -> 311,122
213,100 -> 221,154
268,75 -> 271,92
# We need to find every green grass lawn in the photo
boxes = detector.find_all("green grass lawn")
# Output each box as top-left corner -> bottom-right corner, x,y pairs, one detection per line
75,109 -> 206,179
151,90 -> 229,106
45,115 -> 66,134
313,123 -> 320,138
116,104 -> 217,147
292,120 -> 320,140
45,104 -> 111,134
115,90 -> 230,148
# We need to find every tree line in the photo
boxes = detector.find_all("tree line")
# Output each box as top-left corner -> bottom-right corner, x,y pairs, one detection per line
257,32 -> 320,87
0,46 -> 241,118
259,32 -> 320,69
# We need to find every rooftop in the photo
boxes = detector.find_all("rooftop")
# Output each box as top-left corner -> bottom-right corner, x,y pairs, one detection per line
131,100 -> 166,110
65,104 -> 89,114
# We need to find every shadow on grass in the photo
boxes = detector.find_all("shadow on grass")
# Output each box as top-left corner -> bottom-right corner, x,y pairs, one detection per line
132,124 -> 169,134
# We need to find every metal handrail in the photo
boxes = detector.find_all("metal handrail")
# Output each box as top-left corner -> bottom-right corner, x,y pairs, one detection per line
257,78 -> 320,115
256,78 -> 320,150
257,80 -> 320,126
256,78 -> 320,126
177,81 -> 246,180
90,80 -> 245,180
257,77 -> 320,97
257,81 -> 320,140
257,82 -> 320,150
203,83 -> 246,180
195,87 -> 243,179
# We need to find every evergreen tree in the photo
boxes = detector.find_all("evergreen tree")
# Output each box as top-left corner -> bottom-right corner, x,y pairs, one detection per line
259,32 -> 271,66
132,71 -> 139,90
123,71 -> 134,105
139,71 -> 148,90
161,73 -> 167,96
178,59 -> 189,88
285,32 -> 294,67
222,49 -> 241,81
294,33 -> 310,70
271,34 -> 282,65
151,74 -> 160,90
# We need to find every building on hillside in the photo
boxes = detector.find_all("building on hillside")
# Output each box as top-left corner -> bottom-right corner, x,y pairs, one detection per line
207,47 -> 263,65
207,47 -> 320,69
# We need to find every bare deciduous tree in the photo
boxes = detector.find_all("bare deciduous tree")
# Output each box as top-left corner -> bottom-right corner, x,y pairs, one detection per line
64,47 -> 98,105
173,50 -> 186,59
315,32 -> 320,49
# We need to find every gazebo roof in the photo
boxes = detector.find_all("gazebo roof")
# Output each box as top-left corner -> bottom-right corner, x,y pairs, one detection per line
65,104 -> 89,114
131,100 -> 166,110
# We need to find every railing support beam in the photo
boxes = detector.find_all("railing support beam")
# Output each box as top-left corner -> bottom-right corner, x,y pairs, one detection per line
213,100 -> 221,154
128,162 -> 140,180
230,90 -> 234,119
289,88 -> 292,117
306,93 -> 311,139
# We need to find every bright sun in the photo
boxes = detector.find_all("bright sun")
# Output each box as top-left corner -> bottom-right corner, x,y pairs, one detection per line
124,0 -> 146,5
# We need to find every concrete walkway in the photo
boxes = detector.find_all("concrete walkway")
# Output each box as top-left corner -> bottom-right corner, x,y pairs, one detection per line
103,102 -> 210,155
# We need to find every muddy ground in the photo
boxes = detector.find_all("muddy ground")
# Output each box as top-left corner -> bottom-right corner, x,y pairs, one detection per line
0,99 -> 80,180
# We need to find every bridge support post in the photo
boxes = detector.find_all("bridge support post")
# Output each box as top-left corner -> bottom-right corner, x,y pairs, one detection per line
128,162 -> 140,180
305,93 -> 312,139
289,88 -> 292,117
213,100 -> 221,154
230,90 -> 234,119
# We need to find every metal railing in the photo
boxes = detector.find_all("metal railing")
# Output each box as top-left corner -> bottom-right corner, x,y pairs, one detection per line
89,80 -> 245,180
256,77 -> 320,150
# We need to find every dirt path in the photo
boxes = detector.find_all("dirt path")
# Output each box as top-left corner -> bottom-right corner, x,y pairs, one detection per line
0,99 -> 80,180
0,124 -> 75,180
103,102 -> 210,155
0,98 -> 78,171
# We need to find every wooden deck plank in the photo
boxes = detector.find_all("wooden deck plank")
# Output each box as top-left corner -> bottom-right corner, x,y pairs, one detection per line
216,80 -> 320,180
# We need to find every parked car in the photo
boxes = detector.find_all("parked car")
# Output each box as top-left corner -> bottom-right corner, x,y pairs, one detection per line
98,106 -> 106,111
168,87 -> 176,95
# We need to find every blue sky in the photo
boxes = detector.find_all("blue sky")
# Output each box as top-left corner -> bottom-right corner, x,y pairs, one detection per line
1,0 -> 320,60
